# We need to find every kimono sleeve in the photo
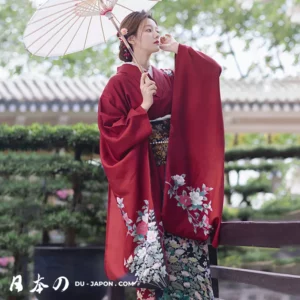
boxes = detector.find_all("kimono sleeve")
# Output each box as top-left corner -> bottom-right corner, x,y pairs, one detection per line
163,44 -> 224,248
98,77 -> 157,282
98,77 -> 152,162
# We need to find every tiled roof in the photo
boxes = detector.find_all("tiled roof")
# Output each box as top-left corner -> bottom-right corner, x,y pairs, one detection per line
221,77 -> 300,112
0,77 -> 299,113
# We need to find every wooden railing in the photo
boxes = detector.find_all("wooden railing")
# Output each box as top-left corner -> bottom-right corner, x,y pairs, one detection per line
210,221 -> 300,298
107,221 -> 300,299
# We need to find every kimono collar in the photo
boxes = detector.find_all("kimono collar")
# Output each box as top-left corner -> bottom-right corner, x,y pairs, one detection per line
122,62 -> 153,77
117,63 -> 155,81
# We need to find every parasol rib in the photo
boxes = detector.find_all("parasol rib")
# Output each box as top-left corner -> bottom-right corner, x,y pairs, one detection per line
24,9 -> 75,39
46,16 -> 81,57
27,6 -> 75,26
84,16 -> 93,50
96,0 -> 107,43
63,17 -> 87,56
99,15 -> 107,43
32,15 -> 78,55
39,0 -> 81,10
77,1 -> 98,14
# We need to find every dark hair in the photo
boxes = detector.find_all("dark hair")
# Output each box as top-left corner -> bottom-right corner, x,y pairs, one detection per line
118,10 -> 157,62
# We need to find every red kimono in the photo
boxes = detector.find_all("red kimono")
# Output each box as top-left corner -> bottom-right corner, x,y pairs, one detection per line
98,44 -> 224,294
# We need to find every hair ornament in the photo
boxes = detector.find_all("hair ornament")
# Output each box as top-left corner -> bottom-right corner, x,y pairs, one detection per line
118,28 -> 128,41
120,28 -> 128,35
117,28 -> 131,61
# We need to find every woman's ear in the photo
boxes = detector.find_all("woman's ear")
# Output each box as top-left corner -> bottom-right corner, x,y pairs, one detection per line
127,35 -> 135,45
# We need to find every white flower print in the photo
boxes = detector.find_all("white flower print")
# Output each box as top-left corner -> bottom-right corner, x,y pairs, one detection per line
183,282 -> 191,288
169,240 -> 180,248
181,271 -> 190,277
169,256 -> 178,263
152,263 -> 161,269
189,191 -> 204,206
117,198 -> 168,289
149,245 -> 158,253
147,230 -> 157,243
182,242 -> 188,250
127,255 -> 133,264
142,213 -> 149,223
171,174 -> 185,186
116,197 -> 124,208
169,275 -> 177,281
137,248 -> 146,259
189,257 -> 198,263
175,249 -> 185,256
143,268 -> 150,277
153,273 -> 160,282
145,255 -> 154,266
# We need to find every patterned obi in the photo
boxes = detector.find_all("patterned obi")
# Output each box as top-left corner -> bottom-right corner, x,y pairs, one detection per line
149,116 -> 170,166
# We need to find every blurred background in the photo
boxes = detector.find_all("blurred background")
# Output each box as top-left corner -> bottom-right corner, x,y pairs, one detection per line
0,0 -> 300,299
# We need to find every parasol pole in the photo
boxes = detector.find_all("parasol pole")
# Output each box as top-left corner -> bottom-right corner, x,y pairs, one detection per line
105,11 -> 145,74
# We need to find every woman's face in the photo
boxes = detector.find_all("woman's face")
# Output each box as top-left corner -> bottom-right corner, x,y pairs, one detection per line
130,18 -> 160,55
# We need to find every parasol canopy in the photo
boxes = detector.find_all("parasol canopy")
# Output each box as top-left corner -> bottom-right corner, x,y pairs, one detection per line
23,0 -> 161,59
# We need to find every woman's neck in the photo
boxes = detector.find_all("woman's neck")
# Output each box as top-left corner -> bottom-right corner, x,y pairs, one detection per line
132,51 -> 151,71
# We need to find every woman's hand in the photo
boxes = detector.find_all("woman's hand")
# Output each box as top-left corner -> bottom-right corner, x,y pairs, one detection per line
159,34 -> 179,54
140,72 -> 157,111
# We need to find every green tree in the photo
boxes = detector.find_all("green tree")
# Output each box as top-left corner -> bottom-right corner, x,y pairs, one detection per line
153,0 -> 300,78
1,0 -> 299,78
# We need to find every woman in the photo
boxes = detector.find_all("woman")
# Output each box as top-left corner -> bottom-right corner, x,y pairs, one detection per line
98,10 -> 224,300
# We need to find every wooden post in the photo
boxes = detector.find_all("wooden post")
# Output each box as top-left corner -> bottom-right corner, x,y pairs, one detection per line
209,245 -> 219,298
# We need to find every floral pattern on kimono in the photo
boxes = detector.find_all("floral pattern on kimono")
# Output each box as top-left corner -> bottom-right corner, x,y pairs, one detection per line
159,232 -> 214,300
166,174 -> 213,236
116,197 -> 168,289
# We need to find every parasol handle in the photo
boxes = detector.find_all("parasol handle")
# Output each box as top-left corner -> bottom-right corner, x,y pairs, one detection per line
105,12 -> 145,74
